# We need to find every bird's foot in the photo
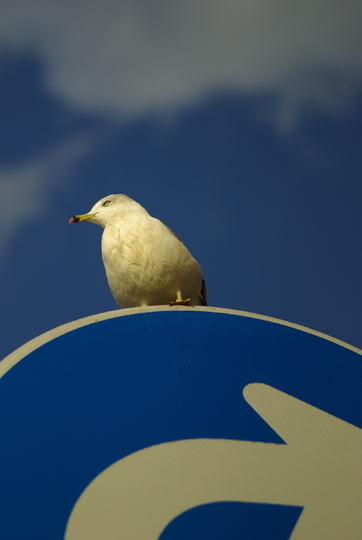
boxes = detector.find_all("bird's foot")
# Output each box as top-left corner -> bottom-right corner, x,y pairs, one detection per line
170,291 -> 190,306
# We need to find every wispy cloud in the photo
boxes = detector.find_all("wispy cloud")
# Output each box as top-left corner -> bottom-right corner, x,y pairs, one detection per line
0,0 -> 361,128
0,134 -> 93,260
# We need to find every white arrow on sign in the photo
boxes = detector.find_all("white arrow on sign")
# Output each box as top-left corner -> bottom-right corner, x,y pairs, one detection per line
65,383 -> 362,540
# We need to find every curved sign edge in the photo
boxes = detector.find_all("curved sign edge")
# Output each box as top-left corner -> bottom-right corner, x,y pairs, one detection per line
1,306 -> 361,379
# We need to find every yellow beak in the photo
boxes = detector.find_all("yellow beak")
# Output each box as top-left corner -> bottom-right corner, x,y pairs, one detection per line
69,213 -> 97,223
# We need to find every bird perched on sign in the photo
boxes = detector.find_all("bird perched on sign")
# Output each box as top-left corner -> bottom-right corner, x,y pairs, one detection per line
69,194 -> 207,309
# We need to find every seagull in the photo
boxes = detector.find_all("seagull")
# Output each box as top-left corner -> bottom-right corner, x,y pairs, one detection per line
69,194 -> 207,308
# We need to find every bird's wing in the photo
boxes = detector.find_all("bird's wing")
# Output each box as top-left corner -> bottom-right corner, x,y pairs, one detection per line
166,223 -> 207,306
199,277 -> 207,306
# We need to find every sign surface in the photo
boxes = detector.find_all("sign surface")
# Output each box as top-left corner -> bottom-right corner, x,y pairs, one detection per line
0,306 -> 361,539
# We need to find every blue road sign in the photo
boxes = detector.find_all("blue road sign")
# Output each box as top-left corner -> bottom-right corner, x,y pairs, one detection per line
0,306 -> 361,540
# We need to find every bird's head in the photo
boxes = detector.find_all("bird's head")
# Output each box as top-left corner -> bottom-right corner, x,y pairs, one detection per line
69,194 -> 140,228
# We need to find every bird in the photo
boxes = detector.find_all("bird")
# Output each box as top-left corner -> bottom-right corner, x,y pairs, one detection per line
69,194 -> 207,309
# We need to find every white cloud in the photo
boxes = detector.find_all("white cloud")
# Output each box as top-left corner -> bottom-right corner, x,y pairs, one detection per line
0,0 -> 361,128
0,135 -> 93,259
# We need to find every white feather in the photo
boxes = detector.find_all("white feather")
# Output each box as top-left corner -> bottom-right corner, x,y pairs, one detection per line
73,194 -> 206,308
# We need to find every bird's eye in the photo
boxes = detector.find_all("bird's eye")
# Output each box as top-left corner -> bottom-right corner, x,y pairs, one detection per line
103,200 -> 111,206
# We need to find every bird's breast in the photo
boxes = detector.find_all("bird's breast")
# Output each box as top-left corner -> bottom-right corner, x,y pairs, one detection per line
102,228 -> 146,270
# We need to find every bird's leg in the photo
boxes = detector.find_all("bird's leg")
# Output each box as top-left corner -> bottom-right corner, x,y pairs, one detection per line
170,291 -> 191,306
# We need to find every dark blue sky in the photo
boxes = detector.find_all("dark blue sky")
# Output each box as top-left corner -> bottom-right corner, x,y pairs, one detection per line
0,2 -> 361,360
